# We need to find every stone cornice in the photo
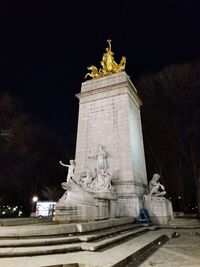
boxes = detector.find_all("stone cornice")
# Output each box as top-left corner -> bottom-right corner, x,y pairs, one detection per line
76,72 -> 142,107
112,180 -> 148,188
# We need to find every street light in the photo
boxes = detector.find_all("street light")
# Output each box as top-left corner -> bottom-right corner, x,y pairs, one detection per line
31,196 -> 39,217
178,196 -> 182,211
32,196 -> 38,203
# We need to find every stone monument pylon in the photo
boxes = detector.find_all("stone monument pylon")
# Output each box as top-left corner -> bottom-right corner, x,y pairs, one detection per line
54,40 -> 148,222
75,40 -> 148,217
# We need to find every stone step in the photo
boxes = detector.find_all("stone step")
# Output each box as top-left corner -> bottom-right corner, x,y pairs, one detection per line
0,217 -> 134,238
0,223 -> 77,238
41,232 -> 170,267
81,227 -> 149,251
76,217 -> 135,233
0,217 -> 53,226
0,226 -> 157,257
79,223 -> 143,242
168,218 -> 200,228
0,236 -> 80,247
0,223 -> 141,247
93,233 -> 169,267
0,243 -> 81,257
169,221 -> 200,225
173,218 -> 200,222
80,224 -> 158,243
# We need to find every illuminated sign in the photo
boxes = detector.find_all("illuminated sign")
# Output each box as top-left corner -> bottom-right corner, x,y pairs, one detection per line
35,201 -> 56,217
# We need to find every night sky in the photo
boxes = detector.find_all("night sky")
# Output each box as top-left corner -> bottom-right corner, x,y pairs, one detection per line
0,0 -> 200,155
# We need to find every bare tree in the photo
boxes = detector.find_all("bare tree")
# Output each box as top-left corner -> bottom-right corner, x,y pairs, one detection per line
138,61 -> 200,213
0,93 -> 67,213
41,185 -> 63,202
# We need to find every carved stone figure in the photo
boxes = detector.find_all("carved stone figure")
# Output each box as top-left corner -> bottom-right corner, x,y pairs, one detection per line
149,173 -> 166,197
80,168 -> 93,189
85,39 -> 126,79
58,147 -> 113,194
78,145 -> 113,193
59,159 -> 76,182
93,169 -> 113,192
89,145 -> 108,174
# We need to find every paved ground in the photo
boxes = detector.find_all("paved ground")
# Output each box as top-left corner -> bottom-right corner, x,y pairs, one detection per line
128,229 -> 200,267
0,229 -> 199,267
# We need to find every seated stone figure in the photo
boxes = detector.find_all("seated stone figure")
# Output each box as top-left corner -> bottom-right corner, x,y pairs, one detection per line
80,168 -> 93,189
149,173 -> 166,197
86,146 -> 113,192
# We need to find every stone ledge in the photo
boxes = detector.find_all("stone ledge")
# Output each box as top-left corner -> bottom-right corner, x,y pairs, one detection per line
81,72 -> 136,93
0,243 -> 81,257
0,217 -> 53,226
80,227 -> 148,251
76,217 -> 135,233
0,224 -> 77,237
0,217 -> 136,237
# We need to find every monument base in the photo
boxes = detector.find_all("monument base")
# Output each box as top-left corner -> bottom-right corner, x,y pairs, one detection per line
54,182 -> 117,222
117,194 -> 144,217
143,195 -> 174,225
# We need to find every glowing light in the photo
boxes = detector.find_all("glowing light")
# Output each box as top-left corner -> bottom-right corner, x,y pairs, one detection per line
32,196 -> 39,203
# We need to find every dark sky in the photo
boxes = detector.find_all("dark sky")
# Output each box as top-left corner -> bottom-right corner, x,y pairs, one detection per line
0,0 -> 200,155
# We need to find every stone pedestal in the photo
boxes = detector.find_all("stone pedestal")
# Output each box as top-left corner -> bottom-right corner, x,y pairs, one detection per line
143,195 -> 174,225
54,182 -> 117,222
75,72 -> 148,217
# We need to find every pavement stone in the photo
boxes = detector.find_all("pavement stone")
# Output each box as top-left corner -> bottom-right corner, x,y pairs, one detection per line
127,229 -> 200,267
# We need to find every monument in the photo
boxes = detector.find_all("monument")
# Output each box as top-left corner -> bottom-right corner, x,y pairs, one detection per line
74,40 -> 148,217
54,40 -> 172,224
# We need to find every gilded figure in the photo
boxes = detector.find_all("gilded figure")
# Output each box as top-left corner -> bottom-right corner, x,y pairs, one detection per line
85,65 -> 102,79
85,39 -> 126,79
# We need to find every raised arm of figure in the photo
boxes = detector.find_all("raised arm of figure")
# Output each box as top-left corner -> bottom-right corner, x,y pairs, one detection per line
59,161 -> 70,168
160,184 -> 165,190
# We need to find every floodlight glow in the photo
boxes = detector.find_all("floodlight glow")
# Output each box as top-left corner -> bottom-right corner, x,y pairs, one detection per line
32,196 -> 39,203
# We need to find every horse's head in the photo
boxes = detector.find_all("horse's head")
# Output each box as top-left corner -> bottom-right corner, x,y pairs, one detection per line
87,65 -> 98,72
121,56 -> 126,65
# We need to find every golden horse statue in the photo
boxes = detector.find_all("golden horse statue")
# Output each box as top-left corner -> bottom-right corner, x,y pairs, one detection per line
85,40 -> 126,79
85,65 -> 102,79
